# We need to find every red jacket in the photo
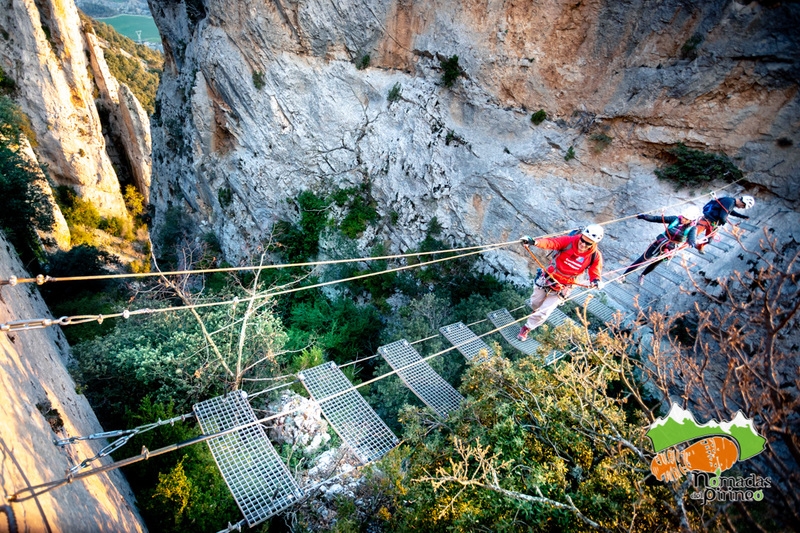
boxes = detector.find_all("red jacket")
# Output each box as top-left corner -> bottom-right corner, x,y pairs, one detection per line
535,234 -> 603,286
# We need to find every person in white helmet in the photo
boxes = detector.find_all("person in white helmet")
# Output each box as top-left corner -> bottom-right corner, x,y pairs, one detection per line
623,206 -> 701,285
517,225 -> 605,341
696,195 -> 754,253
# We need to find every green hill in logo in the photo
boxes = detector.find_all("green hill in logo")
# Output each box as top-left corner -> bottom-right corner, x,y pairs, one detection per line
646,404 -> 766,460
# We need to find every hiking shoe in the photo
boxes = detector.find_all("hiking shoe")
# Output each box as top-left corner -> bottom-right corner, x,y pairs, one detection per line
697,247 -> 706,255
517,325 -> 531,342
638,274 -> 646,286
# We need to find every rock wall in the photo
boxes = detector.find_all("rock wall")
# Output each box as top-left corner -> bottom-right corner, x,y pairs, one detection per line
0,0 -> 129,217
0,0 -> 153,220
86,31 -> 153,199
147,0 -> 799,278
0,233 -> 146,533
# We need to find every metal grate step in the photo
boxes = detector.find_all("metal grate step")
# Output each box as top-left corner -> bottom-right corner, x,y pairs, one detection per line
570,290 -> 617,324
487,308 -> 540,355
193,391 -> 303,527
738,221 -> 758,232
440,322 -> 493,362
298,363 -> 398,463
546,308 -> 572,328
601,281 -> 637,311
379,340 -> 464,418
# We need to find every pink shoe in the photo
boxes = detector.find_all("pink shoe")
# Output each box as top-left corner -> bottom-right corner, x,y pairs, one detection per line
517,325 -> 531,341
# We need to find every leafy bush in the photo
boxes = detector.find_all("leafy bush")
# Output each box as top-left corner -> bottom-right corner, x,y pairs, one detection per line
564,146 -> 575,161
39,244 -> 122,342
356,54 -> 371,70
275,190 -> 330,262
387,82 -> 402,103
118,399 -> 241,533
530,109 -> 547,125
217,187 -> 232,208
589,132 -> 613,152
286,297 -> 382,366
55,185 -> 101,228
384,353 -> 676,531
340,196 -> 378,238
681,33 -> 704,60
123,184 -> 146,217
0,65 -> 16,94
154,206 -> 193,268
654,142 -> 743,188
99,216 -> 125,237
252,70 -> 265,90
440,55 -> 461,87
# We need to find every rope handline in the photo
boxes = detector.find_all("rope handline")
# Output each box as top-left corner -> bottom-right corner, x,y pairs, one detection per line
0,179 -> 745,289
0,240 -> 520,287
592,177 -> 746,229
1,243 -> 508,332
0,182 -> 748,331
246,380 -> 299,399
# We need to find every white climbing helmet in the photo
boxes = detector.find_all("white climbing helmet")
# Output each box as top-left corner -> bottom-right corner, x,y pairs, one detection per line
681,205 -> 702,221
740,195 -> 755,209
581,224 -> 604,243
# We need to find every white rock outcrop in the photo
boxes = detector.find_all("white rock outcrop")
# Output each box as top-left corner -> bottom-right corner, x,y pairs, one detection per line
267,391 -> 331,454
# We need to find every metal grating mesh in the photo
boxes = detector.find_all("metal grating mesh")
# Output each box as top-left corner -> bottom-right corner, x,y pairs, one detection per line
546,308 -> 572,328
487,308 -> 541,355
571,292 -> 617,324
439,322 -> 492,362
298,363 -> 398,463
738,221 -> 757,232
601,282 -> 637,310
379,340 -> 464,418
193,391 -> 302,527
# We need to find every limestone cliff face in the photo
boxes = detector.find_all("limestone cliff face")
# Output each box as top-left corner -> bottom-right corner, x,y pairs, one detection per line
86,32 -> 153,199
0,0 -> 152,219
0,233 -> 146,532
147,0 -> 799,276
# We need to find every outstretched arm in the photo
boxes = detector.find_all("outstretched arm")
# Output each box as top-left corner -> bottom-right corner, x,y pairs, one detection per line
637,214 -> 679,225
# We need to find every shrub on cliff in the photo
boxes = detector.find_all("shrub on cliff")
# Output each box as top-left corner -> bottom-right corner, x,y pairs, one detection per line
655,142 -> 742,188
0,95 -> 54,265
440,55 -> 461,87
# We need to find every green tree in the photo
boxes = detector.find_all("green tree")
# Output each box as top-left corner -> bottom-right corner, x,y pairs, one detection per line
386,349 -> 678,532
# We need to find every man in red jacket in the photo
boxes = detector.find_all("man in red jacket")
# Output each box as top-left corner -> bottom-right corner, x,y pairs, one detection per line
518,225 -> 604,341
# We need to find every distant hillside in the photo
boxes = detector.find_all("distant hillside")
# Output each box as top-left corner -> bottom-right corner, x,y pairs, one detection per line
76,0 -> 151,17
80,11 -> 163,114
